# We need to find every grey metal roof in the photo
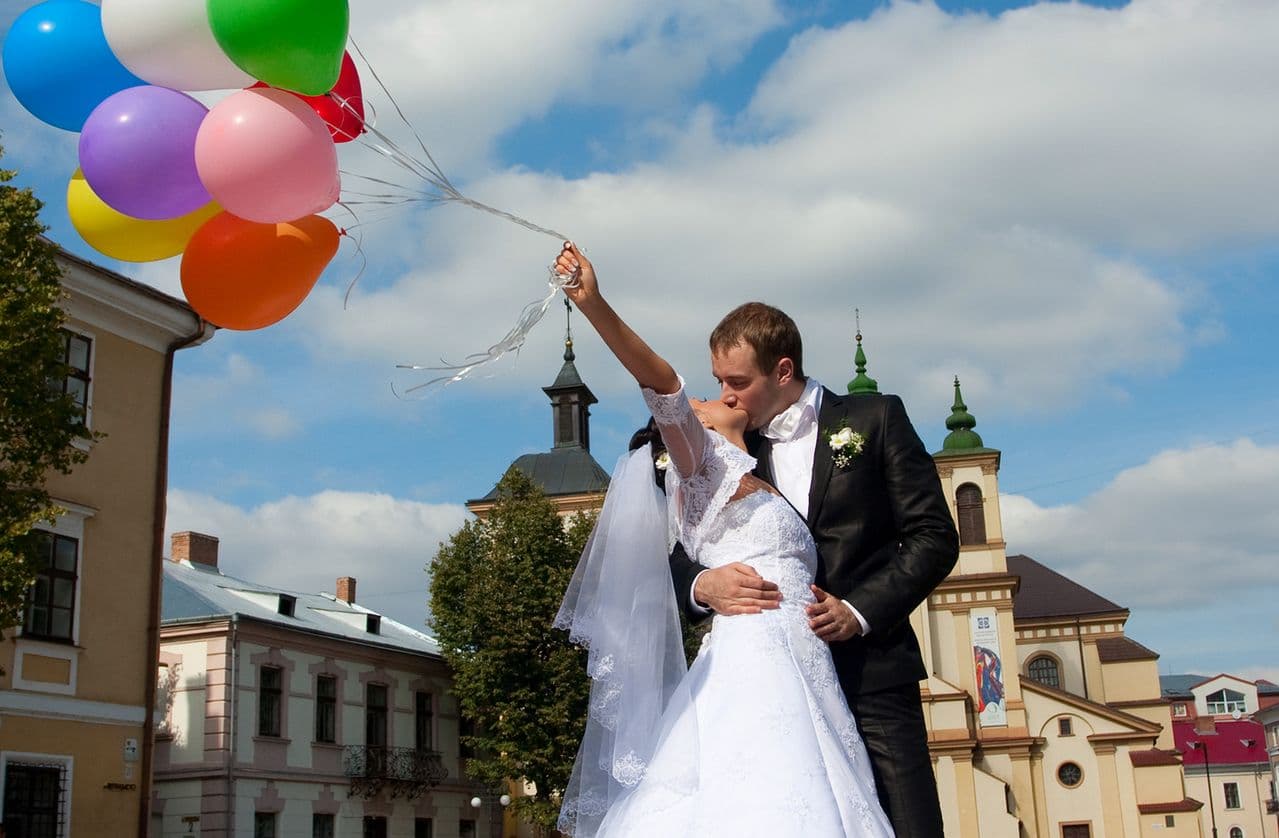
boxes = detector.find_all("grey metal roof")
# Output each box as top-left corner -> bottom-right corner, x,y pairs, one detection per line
1160,674 -> 1209,698
477,447 -> 611,501
162,560 -> 440,657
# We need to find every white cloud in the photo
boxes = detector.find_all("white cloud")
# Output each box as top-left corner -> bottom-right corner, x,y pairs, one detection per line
166,489 -> 471,630
1000,438 -> 1279,610
282,0 -> 1279,416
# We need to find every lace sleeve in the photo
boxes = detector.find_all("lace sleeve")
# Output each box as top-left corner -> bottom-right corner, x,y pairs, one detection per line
640,377 -> 706,481
641,378 -> 755,555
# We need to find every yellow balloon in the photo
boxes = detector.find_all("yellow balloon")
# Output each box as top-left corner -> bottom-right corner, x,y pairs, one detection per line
66,169 -> 220,263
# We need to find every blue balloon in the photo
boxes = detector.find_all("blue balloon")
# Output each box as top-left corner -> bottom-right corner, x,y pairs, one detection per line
2,0 -> 145,131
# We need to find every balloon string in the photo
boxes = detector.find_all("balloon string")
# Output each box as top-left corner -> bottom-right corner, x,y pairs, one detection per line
393,267 -> 580,397
334,201 -> 370,310
335,41 -> 576,391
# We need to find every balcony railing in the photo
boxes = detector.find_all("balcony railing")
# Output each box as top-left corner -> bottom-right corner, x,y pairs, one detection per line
343,746 -> 448,800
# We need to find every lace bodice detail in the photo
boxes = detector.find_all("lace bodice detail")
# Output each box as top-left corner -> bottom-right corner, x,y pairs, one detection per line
642,380 -> 817,587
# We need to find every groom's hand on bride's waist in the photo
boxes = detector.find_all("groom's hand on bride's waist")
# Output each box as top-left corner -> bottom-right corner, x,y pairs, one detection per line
692,563 -> 782,615
807,585 -> 865,643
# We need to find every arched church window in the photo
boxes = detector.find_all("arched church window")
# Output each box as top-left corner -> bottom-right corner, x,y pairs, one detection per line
956,483 -> 986,545
1027,655 -> 1060,689
1229,829 -> 1243,838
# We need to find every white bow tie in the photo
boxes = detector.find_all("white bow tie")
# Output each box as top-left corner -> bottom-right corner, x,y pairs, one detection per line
762,401 -> 815,442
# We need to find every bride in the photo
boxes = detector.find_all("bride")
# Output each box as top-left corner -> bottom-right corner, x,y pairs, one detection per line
553,243 -> 893,837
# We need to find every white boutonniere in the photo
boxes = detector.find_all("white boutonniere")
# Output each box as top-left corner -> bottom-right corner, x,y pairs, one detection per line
827,423 -> 865,469
655,451 -> 671,471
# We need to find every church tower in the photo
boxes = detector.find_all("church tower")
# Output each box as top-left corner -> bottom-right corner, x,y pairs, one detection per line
466,302 -> 609,519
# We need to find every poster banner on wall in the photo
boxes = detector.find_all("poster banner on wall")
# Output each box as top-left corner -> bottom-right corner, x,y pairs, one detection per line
971,607 -> 1006,726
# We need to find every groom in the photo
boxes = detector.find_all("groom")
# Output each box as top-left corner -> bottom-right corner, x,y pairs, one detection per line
670,302 -> 959,837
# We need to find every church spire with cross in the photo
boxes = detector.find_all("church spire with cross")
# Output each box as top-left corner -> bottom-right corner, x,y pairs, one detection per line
847,309 -> 880,395
544,298 -> 598,450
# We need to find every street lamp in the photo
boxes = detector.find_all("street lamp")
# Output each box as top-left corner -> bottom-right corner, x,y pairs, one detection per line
1188,741 -> 1219,838
470,790 -> 512,838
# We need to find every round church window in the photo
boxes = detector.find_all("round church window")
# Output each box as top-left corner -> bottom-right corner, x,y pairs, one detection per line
1057,762 -> 1083,788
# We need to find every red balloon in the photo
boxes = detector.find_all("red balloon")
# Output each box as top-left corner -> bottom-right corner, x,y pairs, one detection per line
253,51 -> 364,143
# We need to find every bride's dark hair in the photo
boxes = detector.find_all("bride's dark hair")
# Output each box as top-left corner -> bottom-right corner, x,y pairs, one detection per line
628,416 -> 667,489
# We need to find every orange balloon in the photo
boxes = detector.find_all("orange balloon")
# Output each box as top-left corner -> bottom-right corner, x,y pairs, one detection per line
180,212 -> 340,330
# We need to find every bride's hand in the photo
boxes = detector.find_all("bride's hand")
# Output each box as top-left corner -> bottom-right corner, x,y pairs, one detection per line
555,242 -> 598,307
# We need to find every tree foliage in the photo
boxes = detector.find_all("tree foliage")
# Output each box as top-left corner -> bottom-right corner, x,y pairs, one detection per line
429,467 -> 596,830
0,143 -> 92,637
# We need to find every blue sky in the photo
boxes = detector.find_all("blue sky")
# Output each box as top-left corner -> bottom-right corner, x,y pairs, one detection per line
3,0 -> 1276,683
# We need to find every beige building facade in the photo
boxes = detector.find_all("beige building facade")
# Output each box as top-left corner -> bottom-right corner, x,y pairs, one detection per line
916,378 -> 1202,837
0,249 -> 214,837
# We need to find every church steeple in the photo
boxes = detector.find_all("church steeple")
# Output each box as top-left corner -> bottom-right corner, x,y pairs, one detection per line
847,310 -> 879,395
542,299 -> 597,451
939,376 -> 986,453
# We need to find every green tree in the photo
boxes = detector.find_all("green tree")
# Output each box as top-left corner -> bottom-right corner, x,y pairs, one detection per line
0,143 -> 93,640
429,467 -> 596,831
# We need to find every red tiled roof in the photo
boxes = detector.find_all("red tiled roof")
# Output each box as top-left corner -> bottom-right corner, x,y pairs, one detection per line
1138,799 -> 1203,815
1097,636 -> 1160,663
1007,554 -> 1125,621
1130,749 -> 1182,767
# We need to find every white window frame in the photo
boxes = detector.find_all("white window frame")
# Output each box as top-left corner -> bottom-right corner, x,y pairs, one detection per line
0,751 -> 75,837
59,326 -> 97,446
14,503 -> 95,695
1206,688 -> 1247,715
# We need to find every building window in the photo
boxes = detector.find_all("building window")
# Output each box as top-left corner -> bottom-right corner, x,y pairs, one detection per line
3,761 -> 68,838
366,683 -> 388,748
1061,827 -> 1091,838
23,531 -> 79,642
416,691 -> 434,751
1224,782 -> 1241,809
312,814 -> 335,838
1058,717 -> 1073,737
259,666 -> 282,737
277,595 -> 296,617
1229,829 -> 1243,838
1206,688 -> 1247,715
316,675 -> 337,743
254,812 -> 277,838
363,816 -> 388,838
1027,655 -> 1061,689
53,330 -> 93,425
459,820 -> 477,838
1165,816 -> 1176,828
956,483 -> 986,545
1172,702 -> 1187,717
415,819 -> 434,838
366,614 -> 381,634
1057,762 -> 1083,788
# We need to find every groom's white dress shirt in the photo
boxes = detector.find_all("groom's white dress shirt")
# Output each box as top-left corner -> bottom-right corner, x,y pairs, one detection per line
692,377 -> 870,635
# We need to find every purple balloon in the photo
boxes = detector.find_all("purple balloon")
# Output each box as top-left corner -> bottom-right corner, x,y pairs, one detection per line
78,86 -> 211,221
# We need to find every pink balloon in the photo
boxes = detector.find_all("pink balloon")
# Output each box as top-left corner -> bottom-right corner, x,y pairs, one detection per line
195,87 -> 339,223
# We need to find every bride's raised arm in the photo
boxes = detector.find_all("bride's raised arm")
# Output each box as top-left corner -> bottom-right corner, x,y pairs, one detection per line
555,243 -> 704,479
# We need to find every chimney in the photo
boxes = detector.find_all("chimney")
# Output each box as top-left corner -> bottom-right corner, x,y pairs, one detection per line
172,531 -> 219,569
336,576 -> 357,604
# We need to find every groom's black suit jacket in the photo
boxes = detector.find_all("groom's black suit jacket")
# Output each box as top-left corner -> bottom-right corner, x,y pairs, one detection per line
670,387 -> 959,695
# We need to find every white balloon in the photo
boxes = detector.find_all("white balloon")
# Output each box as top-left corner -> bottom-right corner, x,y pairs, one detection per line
102,0 -> 255,91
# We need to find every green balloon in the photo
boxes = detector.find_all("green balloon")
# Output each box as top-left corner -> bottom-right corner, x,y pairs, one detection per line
207,0 -> 349,96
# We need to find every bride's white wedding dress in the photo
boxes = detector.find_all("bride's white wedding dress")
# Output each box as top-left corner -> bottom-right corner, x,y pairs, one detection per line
562,381 -> 894,837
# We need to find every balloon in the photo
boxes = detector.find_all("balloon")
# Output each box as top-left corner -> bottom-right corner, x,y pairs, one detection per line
195,88 -> 340,224
180,213 -> 339,330
101,0 -> 255,91
78,86 -> 211,221
2,0 -> 146,131
67,169 -> 220,262
207,0 -> 348,96
254,51 -> 365,143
